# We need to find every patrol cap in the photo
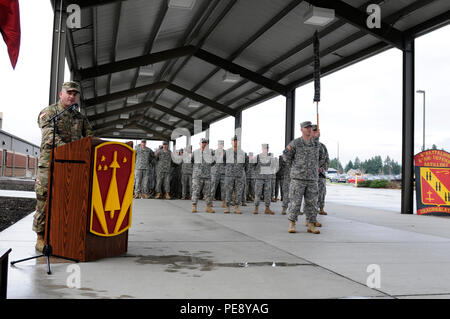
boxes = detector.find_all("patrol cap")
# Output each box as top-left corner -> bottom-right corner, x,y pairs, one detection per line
62,81 -> 80,93
141,139 -> 147,143
231,135 -> 239,141
300,121 -> 312,128
262,143 -> 269,149
200,138 -> 208,143
162,141 -> 168,145
218,140 -> 224,145
248,152 -> 254,156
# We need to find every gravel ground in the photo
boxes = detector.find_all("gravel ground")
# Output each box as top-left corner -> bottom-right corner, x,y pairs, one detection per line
0,197 -> 36,232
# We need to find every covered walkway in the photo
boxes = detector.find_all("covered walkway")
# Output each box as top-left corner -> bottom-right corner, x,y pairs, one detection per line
3,184 -> 450,299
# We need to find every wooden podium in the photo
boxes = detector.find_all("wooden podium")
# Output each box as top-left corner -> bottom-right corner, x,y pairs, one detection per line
45,137 -> 135,262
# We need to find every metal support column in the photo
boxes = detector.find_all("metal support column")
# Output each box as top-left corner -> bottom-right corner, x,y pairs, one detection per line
285,89 -> 296,146
49,0 -> 67,105
401,39 -> 415,214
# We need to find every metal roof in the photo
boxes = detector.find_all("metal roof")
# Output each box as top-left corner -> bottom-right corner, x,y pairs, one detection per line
58,0 -> 450,141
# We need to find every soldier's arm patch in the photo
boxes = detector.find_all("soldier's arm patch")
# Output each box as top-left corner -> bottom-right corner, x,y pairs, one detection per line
39,112 -> 49,122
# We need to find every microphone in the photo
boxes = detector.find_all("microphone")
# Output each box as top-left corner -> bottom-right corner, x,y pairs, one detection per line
68,103 -> 79,113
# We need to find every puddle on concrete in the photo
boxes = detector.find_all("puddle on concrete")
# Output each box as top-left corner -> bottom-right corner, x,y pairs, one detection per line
132,254 -> 306,273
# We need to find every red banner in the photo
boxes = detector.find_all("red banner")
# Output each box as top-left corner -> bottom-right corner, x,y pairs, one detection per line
0,0 -> 20,68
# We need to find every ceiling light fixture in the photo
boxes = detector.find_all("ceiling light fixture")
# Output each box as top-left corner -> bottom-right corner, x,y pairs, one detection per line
139,65 -> 155,77
168,0 -> 196,9
120,113 -> 130,119
303,6 -> 335,26
222,71 -> 240,83
187,99 -> 201,108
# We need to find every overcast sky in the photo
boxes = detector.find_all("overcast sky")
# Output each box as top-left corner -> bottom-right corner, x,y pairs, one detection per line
1,1 -> 449,168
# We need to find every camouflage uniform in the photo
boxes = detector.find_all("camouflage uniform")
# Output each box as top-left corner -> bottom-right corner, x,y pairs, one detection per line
191,147 -> 214,205
224,147 -> 247,207
33,99 -> 93,233
246,155 -> 256,201
181,151 -> 193,199
318,142 -> 330,211
210,146 -> 226,200
134,145 -> 154,195
283,135 -> 321,224
155,147 -> 172,194
279,156 -> 292,211
254,152 -> 273,207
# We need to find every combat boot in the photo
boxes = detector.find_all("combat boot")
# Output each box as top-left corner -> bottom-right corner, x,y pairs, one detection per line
234,205 -> 242,214
133,192 -> 141,199
253,205 -> 259,214
241,201 -> 247,206
288,221 -> 296,233
307,222 -> 320,234
224,205 -> 230,214
35,232 -> 45,252
164,193 -> 171,200
222,200 -> 226,208
192,204 -> 197,213
181,196 -> 185,200
319,209 -> 328,215
155,192 -> 161,199
281,207 -> 287,215
141,193 -> 149,199
305,221 -> 322,227
264,206 -> 275,215
206,204 -> 215,213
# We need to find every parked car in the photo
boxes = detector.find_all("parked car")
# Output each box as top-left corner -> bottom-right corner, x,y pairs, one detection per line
331,174 -> 348,183
347,176 -> 366,183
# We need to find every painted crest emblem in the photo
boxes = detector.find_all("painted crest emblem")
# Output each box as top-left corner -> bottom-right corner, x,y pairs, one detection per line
90,142 -> 135,236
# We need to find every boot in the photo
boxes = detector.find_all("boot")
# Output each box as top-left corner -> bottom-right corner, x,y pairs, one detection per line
253,205 -> 259,214
264,206 -> 275,215
222,200 -> 226,208
164,192 -> 171,200
234,205 -> 242,214
307,222 -> 320,234
304,221 -> 322,227
281,207 -> 287,215
141,193 -> 149,199
224,205 -> 230,214
288,221 -> 296,233
241,201 -> 247,206
181,196 -> 186,200
35,232 -> 45,252
133,192 -> 141,199
206,204 -> 215,213
192,204 -> 198,213
319,209 -> 328,215
155,192 -> 161,199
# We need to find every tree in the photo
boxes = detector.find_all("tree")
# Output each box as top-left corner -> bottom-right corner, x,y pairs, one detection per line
383,156 -> 392,175
329,158 -> 344,173
354,157 -> 361,170
345,160 -> 354,172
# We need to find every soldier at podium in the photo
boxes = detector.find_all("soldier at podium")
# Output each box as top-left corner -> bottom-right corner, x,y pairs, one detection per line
33,81 -> 93,252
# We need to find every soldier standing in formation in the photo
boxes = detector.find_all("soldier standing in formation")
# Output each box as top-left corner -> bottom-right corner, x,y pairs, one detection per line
154,141 -> 172,199
279,154 -> 292,215
181,145 -> 193,200
312,125 -> 330,216
224,136 -> 247,214
134,140 -> 154,199
246,152 -> 256,202
33,81 -> 93,252
253,144 -> 275,215
283,121 -> 322,235
191,138 -> 215,213
211,140 -> 226,207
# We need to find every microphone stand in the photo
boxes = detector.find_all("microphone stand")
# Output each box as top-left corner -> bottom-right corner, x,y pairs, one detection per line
11,104 -> 80,275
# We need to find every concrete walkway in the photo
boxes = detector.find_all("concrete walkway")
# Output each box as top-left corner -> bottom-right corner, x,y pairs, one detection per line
1,187 -> 450,299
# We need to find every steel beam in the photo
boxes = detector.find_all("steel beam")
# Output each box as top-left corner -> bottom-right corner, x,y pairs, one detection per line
401,39 -> 415,215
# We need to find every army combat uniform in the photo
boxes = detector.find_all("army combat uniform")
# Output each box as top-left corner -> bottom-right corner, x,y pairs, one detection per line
211,145 -> 226,205
191,141 -> 215,213
224,139 -> 247,214
134,144 -> 154,198
283,122 -> 321,234
33,97 -> 93,234
253,146 -> 275,214
181,150 -> 193,199
318,141 -> 330,214
154,145 -> 172,199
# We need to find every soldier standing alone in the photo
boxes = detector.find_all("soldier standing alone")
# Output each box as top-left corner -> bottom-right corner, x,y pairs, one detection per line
283,121 -> 321,234
33,81 -> 93,252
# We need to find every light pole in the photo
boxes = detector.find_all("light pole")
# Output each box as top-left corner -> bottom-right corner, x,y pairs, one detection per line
416,90 -> 426,151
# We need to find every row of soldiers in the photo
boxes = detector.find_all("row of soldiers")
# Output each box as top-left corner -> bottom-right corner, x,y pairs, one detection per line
134,121 -> 329,234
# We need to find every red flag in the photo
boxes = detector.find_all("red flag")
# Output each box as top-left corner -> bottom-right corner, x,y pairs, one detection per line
0,0 -> 20,69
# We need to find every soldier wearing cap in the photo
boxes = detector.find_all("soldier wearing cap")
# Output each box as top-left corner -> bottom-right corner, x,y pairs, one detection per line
211,140 -> 226,207
154,141 -> 172,199
253,144 -> 275,215
181,145 -> 193,200
246,152 -> 256,202
134,140 -> 154,199
282,120 -> 321,234
312,124 -> 330,215
33,81 -> 94,252
223,135 -> 248,214
279,154 -> 292,215
191,138 -> 215,213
